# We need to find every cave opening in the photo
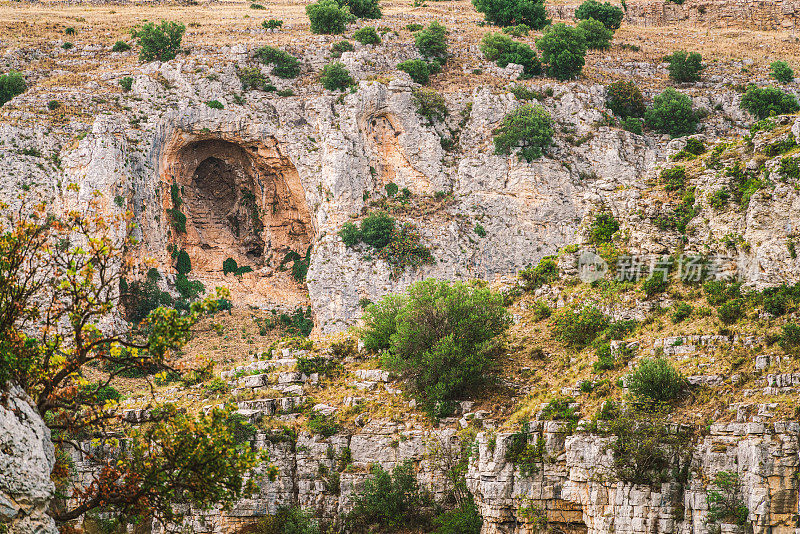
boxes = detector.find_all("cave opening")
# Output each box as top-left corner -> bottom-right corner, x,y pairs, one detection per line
161,135 -> 315,308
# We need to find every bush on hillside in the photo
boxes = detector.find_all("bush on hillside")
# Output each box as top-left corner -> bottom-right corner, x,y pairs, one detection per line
770,61 -> 794,84
551,305 -> 610,348
589,212 -> 619,243
479,33 -> 542,77
255,46 -> 301,78
411,87 -> 447,122
415,21 -> 448,59
131,20 -> 185,62
667,50 -> 704,82
175,249 -> 192,275
472,0 -> 550,29
331,40 -> 355,57
536,23 -> 587,81
336,0 -> 381,19
347,462 -> 432,531
398,59 -> 430,85
627,356 -> 686,405
577,18 -> 613,50
262,19 -> 284,30
644,88 -> 698,137
739,84 -> 800,120
306,0 -> 354,34
361,279 -> 511,414
661,166 -> 686,191
0,71 -> 27,106
493,103 -> 553,161
112,40 -> 131,52
353,26 -> 381,44
320,61 -> 355,90
574,0 -> 623,29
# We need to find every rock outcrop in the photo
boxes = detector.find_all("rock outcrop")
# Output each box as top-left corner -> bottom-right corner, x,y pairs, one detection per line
0,385 -> 57,534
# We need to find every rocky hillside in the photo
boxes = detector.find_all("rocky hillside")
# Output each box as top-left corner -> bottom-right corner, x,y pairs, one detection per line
1,0 -> 799,532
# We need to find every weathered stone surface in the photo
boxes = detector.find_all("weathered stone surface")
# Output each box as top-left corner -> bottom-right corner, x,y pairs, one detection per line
0,384 -> 57,534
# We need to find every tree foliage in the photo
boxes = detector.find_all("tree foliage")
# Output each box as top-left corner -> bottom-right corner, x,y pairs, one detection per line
666,50 -> 704,82
739,84 -> 800,120
131,20 -> 185,62
306,0 -> 354,34
0,70 -> 27,107
415,21 -> 448,59
644,87 -> 698,137
577,18 -> 613,50
472,0 -> 550,29
320,61 -> 355,90
606,80 -> 645,118
536,23 -> 587,81
361,279 -> 511,415
575,0 -> 623,29
480,33 -> 542,77
0,196 -> 259,525
493,103 -> 553,161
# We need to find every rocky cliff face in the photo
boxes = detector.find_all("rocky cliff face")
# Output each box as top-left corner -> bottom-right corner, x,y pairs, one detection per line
5,52 -> 799,332
0,385 -> 57,534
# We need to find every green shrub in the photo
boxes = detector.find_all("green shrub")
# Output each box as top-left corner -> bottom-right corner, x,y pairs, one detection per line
644,88 -> 698,137
493,103 -> 553,161
111,40 -> 131,53
320,61 -> 355,90
479,33 -> 541,77
223,257 -> 239,275
519,257 -> 558,290
502,23 -> 530,36
62,41 -> 74,50
363,279 -> 510,414
262,19 -> 284,29
589,212 -> 619,243
131,20 -> 185,62
354,26 -> 381,44
642,270 -> 669,298
306,0 -> 354,34
0,71 -> 27,107
779,323 -> 800,353
415,21 -> 448,59
778,156 -> 800,181
306,413 -> 340,437
297,356 -> 339,377
540,396 -> 579,430
717,299 -> 742,324
472,0 -> 550,29
360,211 -> 395,248
339,222 -> 361,246
660,166 -> 686,192
505,422 -> 546,475
593,343 -> 615,372
707,188 -> 730,209
331,39 -> 355,57
384,182 -> 399,197
175,249 -> 192,275
411,87 -> 447,122
121,272 -> 175,324
256,507 -> 320,534
622,116 -> 642,134
65,26 -> 76,35
706,471 -> 749,527
432,498 -> 482,534
670,301 -> 692,323
627,356 -> 686,405
606,80 -> 644,118
237,67 -> 269,91
206,100 -> 224,109
703,280 -> 740,306
739,84 -> 800,120
574,0 -> 623,29
347,462 -> 432,531
536,23 -> 587,81
336,0 -> 382,19
250,3 -> 266,9
770,60 -> 794,84
398,59 -> 430,84
255,46 -> 301,78
605,407 -> 683,485
551,305 -> 609,348
666,50 -> 704,82
577,18 -> 613,49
